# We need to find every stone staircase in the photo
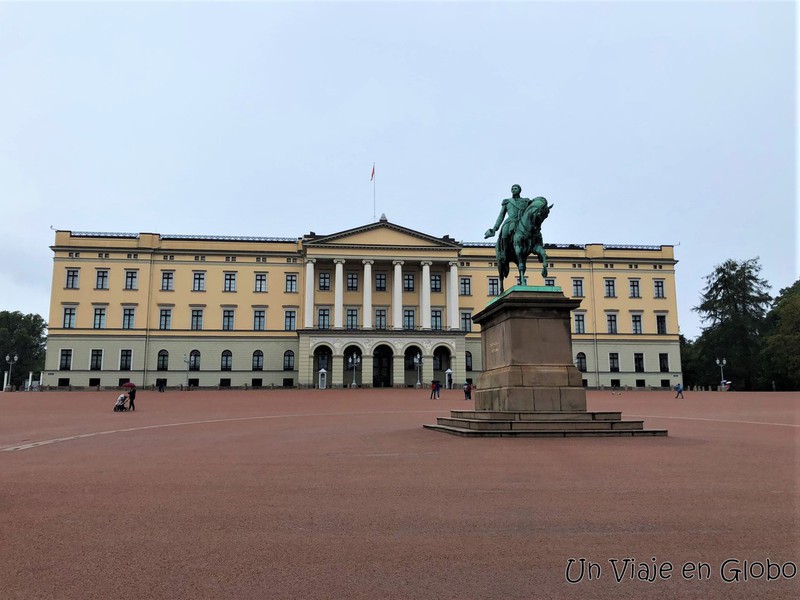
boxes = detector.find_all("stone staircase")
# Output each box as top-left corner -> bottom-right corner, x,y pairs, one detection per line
424,410 -> 667,437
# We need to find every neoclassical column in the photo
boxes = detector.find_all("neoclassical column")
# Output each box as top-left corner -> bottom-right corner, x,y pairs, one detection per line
331,354 -> 344,387
420,261 -> 432,329
360,353 -> 374,388
447,261 -> 460,329
304,259 -> 316,328
362,260 -> 374,329
333,259 -> 345,329
392,260 -> 404,330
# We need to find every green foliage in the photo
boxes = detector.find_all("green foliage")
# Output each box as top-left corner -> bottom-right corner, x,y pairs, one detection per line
0,311 -> 48,389
761,279 -> 800,390
691,258 -> 772,390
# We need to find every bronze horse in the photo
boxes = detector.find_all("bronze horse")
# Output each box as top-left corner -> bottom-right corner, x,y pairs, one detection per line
496,197 -> 553,293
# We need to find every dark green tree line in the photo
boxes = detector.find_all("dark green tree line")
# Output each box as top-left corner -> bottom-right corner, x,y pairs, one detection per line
0,311 -> 47,390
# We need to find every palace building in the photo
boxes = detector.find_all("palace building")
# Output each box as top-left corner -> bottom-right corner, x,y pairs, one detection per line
43,216 -> 682,389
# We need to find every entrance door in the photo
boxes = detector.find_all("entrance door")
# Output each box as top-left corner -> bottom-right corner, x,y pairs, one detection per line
373,345 -> 393,388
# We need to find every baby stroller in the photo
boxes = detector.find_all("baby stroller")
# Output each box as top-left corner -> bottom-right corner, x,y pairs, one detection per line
113,393 -> 129,412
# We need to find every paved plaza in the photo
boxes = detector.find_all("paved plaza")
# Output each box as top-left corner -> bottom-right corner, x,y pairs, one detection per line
1,388 -> 797,599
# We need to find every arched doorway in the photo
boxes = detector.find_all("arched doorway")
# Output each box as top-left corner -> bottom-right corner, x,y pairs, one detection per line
343,345 -> 362,388
313,345 -> 333,388
433,346 -> 452,387
373,344 -> 393,388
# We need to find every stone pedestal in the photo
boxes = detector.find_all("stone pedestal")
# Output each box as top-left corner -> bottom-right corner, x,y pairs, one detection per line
425,287 -> 667,437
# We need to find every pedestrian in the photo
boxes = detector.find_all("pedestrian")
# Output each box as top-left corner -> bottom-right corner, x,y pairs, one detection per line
430,381 -> 436,399
463,382 -> 469,400
435,381 -> 441,399
128,387 -> 136,411
158,381 -> 165,393
466,382 -> 472,400
674,383 -> 684,399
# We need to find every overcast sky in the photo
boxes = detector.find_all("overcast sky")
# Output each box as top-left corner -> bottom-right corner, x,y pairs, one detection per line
0,0 -> 796,340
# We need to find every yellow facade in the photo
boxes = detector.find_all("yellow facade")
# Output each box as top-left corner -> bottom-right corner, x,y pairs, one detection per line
44,219 -> 681,389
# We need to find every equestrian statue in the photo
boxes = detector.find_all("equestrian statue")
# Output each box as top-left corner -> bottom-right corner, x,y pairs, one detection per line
484,184 -> 553,293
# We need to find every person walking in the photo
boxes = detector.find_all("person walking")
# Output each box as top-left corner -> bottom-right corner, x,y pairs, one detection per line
430,381 -> 436,399
128,387 -> 136,411
435,381 -> 441,399
674,383 -> 684,399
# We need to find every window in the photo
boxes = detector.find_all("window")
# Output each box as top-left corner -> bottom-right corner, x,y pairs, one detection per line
63,307 -> 76,329
285,274 -> 298,293
545,278 -> 555,287
319,272 -> 331,291
461,311 -> 472,332
347,273 -> 358,291
59,349 -> 72,370
604,279 -> 616,297
346,308 -> 358,329
189,350 -> 201,371
659,353 -> 670,373
284,310 -> 296,331
606,314 -> 617,334
159,309 -> 172,330
576,352 -> 587,372
90,349 -> 103,371
634,353 -> 644,373
222,309 -> 235,331
431,309 -> 442,330
191,309 -> 204,330
465,351 -> 473,371
96,270 -> 109,290
375,308 -> 387,330
431,274 -> 442,293
460,277 -> 471,296
488,278 -> 500,296
161,271 -> 174,291
609,353 -> 620,373
124,270 -> 138,290
629,279 -> 641,298
283,350 -> 295,371
122,308 -> 135,329
654,280 -> 665,298
66,269 -> 79,289
403,309 -> 415,330
656,314 -> 667,335
224,272 -> 237,292
403,273 -> 415,292
574,314 -> 585,334
375,273 -> 387,292
193,272 -> 206,291
254,273 -> 267,292
93,307 -> 106,329
157,350 -> 169,371
253,309 -> 266,331
120,350 -> 132,371
221,350 -> 232,371
632,314 -> 642,334
318,308 -> 330,329
252,350 -> 264,371
572,279 -> 584,297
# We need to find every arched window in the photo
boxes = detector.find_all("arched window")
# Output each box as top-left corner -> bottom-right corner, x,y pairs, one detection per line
157,350 -> 169,371
252,350 -> 264,371
189,350 -> 201,371
221,350 -> 232,371
465,351 -> 473,371
576,352 -> 587,372
283,350 -> 295,371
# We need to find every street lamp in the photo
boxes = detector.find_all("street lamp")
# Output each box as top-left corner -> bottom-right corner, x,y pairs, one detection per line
347,351 -> 361,388
413,352 -> 423,388
5,353 -> 18,392
183,353 -> 190,388
716,357 -> 727,389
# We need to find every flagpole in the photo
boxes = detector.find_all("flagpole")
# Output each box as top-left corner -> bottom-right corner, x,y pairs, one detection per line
371,162 -> 376,222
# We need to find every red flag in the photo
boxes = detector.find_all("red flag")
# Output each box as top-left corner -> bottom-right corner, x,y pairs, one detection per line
370,164 -> 375,181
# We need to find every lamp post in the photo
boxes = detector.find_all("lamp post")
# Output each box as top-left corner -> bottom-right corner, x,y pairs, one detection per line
413,352 -> 422,388
716,357 -> 727,390
5,353 -> 18,392
183,353 -> 190,388
347,352 -> 361,388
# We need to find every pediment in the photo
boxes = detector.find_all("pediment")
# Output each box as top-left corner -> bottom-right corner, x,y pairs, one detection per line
303,220 -> 459,249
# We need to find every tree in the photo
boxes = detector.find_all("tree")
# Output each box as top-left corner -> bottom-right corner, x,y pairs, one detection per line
692,258 -> 772,390
0,311 -> 48,390
761,279 -> 800,390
